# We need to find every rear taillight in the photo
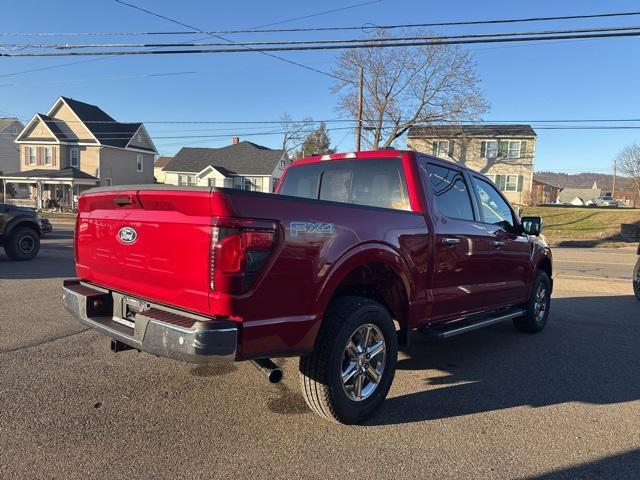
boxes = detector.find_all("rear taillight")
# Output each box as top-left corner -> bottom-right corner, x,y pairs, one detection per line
210,221 -> 276,294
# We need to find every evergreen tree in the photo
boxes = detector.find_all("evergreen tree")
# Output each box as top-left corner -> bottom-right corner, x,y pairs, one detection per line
298,122 -> 335,158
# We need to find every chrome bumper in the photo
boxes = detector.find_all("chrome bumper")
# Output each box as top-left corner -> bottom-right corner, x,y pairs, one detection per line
62,279 -> 237,364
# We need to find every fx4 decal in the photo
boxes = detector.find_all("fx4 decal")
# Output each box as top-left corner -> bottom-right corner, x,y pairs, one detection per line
289,221 -> 335,237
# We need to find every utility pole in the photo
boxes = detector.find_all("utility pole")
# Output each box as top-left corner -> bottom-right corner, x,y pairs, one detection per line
355,66 -> 363,152
612,158 -> 617,198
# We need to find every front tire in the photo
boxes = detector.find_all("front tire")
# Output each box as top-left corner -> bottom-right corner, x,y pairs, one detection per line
633,261 -> 640,301
4,227 -> 40,261
514,271 -> 551,333
299,296 -> 398,424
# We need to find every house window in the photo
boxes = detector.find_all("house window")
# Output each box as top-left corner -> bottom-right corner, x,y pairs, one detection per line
485,174 -> 496,184
507,141 -> 521,158
70,148 -> 79,167
233,177 -> 244,190
178,174 -> 195,186
44,147 -> 53,165
136,154 -> 143,172
104,178 -> 112,187
244,177 -> 253,191
28,147 -> 37,165
483,140 -> 499,158
432,140 -> 451,158
505,175 -> 520,192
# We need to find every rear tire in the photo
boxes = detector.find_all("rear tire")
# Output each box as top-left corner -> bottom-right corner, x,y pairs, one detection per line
299,296 -> 398,424
514,271 -> 551,333
4,226 -> 40,261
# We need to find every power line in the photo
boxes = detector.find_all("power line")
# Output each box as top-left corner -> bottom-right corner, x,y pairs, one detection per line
5,28 -> 640,57
246,0 -> 382,30
4,9 -> 640,36
10,25 -> 640,50
0,3 -> 373,80
111,0 -> 349,83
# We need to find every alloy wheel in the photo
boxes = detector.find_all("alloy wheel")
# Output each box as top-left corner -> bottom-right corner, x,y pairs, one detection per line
341,324 -> 386,402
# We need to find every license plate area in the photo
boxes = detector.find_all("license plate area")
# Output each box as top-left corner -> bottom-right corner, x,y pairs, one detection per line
112,297 -> 150,329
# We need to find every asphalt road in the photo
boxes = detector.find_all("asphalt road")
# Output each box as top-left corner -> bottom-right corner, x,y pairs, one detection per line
1,224 -> 638,480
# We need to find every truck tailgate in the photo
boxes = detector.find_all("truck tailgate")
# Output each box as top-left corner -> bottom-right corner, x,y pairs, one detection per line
75,188 -> 215,314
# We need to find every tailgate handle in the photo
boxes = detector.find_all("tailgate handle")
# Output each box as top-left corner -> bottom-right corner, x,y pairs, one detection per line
113,197 -> 133,207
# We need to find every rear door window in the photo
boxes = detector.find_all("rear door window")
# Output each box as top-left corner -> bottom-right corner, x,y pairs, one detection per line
421,162 -> 475,221
279,158 -> 410,211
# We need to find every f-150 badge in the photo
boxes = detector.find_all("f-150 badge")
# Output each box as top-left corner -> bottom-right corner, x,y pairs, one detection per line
289,221 -> 335,237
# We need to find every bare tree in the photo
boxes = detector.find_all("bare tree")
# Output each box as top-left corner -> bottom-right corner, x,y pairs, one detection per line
280,113 -> 314,158
332,30 -> 488,149
617,143 -> 640,198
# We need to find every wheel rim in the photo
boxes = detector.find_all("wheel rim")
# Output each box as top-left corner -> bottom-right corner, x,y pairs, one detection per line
341,323 -> 386,402
18,234 -> 35,254
533,284 -> 547,322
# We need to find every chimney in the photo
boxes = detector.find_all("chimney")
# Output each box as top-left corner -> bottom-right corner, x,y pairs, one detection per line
232,136 -> 240,145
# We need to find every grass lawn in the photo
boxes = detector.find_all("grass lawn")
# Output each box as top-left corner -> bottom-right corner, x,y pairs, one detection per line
522,207 -> 640,246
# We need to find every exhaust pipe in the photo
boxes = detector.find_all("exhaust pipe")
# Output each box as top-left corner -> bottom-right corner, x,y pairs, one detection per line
252,358 -> 283,384
110,339 -> 134,353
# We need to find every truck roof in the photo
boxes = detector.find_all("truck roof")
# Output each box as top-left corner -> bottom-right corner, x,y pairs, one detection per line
291,149 -> 487,177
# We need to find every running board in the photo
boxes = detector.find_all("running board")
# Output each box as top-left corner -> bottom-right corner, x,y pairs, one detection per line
421,308 -> 525,339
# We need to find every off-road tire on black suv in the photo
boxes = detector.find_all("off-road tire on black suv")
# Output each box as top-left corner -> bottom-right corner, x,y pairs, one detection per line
4,226 -> 40,261
299,296 -> 398,424
514,271 -> 551,333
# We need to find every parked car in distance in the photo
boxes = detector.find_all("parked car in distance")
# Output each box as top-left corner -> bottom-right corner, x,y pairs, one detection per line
0,203 -> 42,260
62,149 -> 553,424
634,243 -> 640,301
591,195 -> 619,207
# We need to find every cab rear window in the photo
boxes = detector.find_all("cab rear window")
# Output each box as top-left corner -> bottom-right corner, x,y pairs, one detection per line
279,158 -> 410,211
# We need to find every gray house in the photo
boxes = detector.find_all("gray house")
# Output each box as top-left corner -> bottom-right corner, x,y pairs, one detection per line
0,118 -> 24,176
163,138 -> 289,193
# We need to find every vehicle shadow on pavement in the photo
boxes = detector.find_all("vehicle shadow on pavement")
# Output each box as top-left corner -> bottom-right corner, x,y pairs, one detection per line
0,253 -> 76,279
368,294 -> 640,426
522,449 -> 640,480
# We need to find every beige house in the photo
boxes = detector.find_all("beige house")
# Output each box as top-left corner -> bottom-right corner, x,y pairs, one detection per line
407,124 -> 537,206
154,156 -> 173,183
0,96 -> 157,210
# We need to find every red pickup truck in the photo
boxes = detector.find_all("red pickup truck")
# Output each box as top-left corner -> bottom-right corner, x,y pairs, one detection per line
62,149 -> 552,424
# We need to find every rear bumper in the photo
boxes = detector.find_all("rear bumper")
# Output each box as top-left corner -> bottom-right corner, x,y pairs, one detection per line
62,279 -> 237,364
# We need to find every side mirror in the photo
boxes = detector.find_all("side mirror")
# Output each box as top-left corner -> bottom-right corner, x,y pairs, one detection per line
521,216 -> 543,236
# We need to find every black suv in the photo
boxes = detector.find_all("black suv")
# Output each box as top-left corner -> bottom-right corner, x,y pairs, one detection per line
0,203 -> 44,260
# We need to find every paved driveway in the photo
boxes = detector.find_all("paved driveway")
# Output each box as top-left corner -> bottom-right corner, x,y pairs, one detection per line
0,226 -> 638,479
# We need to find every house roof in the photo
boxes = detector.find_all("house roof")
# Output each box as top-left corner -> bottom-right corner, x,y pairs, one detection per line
59,96 -> 152,150
558,187 -> 602,202
164,141 -> 285,175
154,156 -> 173,169
408,124 -> 537,138
0,118 -> 21,132
532,176 -> 559,188
0,167 -> 99,180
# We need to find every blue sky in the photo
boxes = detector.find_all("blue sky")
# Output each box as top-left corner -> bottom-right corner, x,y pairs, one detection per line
2,0 -> 640,173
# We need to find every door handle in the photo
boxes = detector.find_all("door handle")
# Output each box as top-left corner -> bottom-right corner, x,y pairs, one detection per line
491,240 -> 505,248
442,237 -> 461,246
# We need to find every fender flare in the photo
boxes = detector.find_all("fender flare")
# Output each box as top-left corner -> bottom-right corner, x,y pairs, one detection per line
4,216 -> 41,239
314,242 -> 415,320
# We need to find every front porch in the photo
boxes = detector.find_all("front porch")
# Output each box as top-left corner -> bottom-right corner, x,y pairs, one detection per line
0,168 -> 99,212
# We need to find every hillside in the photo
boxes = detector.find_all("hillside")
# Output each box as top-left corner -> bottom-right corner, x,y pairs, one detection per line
534,172 -> 635,191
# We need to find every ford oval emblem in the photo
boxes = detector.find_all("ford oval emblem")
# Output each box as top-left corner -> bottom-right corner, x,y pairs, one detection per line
118,226 -> 138,244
